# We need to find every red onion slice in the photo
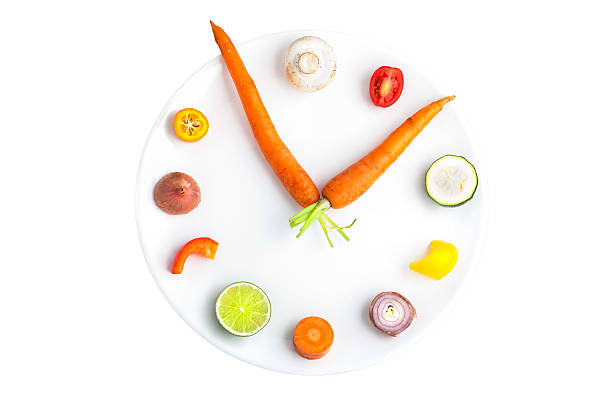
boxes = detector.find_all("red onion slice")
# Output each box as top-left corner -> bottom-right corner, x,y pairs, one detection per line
369,292 -> 416,336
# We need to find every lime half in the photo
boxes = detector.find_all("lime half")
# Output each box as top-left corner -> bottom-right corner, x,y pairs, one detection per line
215,282 -> 271,337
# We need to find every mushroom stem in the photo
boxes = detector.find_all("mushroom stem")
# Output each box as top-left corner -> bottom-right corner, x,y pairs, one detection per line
298,52 -> 319,74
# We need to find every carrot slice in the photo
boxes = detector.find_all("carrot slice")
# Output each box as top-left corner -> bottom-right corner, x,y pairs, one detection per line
293,316 -> 334,359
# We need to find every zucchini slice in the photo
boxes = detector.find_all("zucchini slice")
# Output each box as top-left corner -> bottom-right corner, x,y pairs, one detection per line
426,155 -> 478,206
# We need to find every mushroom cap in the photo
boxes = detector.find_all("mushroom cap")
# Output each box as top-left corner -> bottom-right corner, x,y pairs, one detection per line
285,36 -> 336,92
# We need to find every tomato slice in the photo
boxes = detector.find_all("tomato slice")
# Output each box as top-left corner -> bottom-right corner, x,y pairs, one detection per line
173,108 -> 209,142
369,66 -> 404,108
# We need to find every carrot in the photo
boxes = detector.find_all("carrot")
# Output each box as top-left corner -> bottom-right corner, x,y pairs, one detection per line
324,96 -> 455,208
210,22 -> 320,208
290,96 -> 455,242
293,316 -> 334,360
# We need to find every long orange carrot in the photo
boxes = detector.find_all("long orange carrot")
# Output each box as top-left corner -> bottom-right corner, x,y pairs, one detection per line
293,316 -> 334,360
210,22 -> 320,208
290,96 -> 455,242
325,96 -> 455,208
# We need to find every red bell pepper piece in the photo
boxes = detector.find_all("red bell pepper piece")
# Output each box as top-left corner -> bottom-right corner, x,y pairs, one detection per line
171,237 -> 218,274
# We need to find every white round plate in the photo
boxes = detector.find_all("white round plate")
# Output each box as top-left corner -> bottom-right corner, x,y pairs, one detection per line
136,30 -> 486,375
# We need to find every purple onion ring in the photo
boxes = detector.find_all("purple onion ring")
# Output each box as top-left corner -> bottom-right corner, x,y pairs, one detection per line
369,291 -> 416,336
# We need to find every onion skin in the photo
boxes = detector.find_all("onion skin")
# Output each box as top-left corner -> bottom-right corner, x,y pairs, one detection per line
154,172 -> 201,215
369,292 -> 416,337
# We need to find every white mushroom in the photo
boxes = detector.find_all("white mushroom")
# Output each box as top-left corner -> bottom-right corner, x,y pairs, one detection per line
285,36 -> 336,92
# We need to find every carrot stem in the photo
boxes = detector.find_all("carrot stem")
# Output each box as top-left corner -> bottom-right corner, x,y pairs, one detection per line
296,199 -> 330,238
322,215 -> 354,241
290,212 -> 311,228
290,199 -> 354,246
290,217 -> 305,228
318,219 -> 334,248
289,202 -> 317,226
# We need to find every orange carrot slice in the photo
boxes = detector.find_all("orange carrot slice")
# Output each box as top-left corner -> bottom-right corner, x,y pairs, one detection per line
293,316 -> 334,360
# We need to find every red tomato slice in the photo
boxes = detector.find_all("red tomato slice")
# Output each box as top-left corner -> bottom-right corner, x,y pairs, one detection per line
369,66 -> 404,107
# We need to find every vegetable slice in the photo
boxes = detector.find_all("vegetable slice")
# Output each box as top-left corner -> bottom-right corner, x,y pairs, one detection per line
369,292 -> 416,336
174,108 -> 209,142
369,66 -> 404,107
171,237 -> 218,274
293,316 -> 334,359
426,155 -> 477,206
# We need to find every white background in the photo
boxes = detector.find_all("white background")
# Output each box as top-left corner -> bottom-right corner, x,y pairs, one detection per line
1,0 -> 610,406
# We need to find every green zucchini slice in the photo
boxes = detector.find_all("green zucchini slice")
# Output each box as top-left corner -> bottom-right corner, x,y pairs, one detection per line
426,155 -> 478,206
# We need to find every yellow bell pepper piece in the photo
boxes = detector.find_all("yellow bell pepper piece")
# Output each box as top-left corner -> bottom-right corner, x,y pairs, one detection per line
409,240 -> 458,280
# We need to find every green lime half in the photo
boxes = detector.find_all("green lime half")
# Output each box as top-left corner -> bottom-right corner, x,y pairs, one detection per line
215,282 -> 271,337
